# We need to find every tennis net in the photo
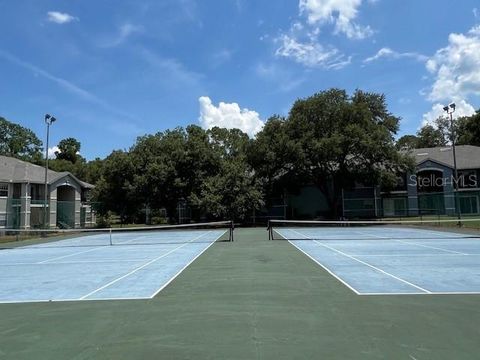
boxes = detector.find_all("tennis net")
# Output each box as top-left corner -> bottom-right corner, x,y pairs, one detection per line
0,221 -> 234,249
268,219 -> 480,241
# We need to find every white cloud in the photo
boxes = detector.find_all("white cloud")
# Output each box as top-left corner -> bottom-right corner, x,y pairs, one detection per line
299,0 -> 373,39
47,146 -> 81,159
275,34 -> 351,69
364,47 -> 428,63
198,97 -> 264,137
47,146 -> 60,159
474,8 -> 479,19
47,11 -> 78,24
422,100 -> 476,127
272,0 -> 371,69
426,26 -> 480,102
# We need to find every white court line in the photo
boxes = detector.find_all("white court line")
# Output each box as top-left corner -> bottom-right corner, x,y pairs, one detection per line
357,228 -> 472,241
359,291 -> 480,296
0,259 -> 152,266
2,289 -> 480,303
79,231 -> 213,300
278,230 -> 361,294
51,258 -> 150,264
355,230 -> 387,239
0,296 -> 151,304
355,231 -> 390,240
115,235 -> 148,245
37,235 -> 148,264
149,230 -> 227,298
37,246 -> 108,264
287,239 -> 361,295
349,253 -> 479,257
355,229 -> 468,255
288,229 -> 431,294
394,239 -> 467,255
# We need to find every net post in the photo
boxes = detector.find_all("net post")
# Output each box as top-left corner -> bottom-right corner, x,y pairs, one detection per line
229,220 -> 234,242
267,220 -> 272,240
109,228 -> 113,246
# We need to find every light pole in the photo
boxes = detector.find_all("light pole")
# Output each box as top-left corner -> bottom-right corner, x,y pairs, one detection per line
443,103 -> 461,224
44,114 -> 56,228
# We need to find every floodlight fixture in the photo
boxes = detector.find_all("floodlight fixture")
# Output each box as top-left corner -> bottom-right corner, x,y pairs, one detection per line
45,114 -> 56,125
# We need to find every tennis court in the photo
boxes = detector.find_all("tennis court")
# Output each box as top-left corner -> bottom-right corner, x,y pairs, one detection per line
270,220 -> 480,295
1,227 -> 479,359
0,222 -> 231,303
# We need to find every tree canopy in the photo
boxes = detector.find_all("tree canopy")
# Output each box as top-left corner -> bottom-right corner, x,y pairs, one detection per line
456,111 -> 480,146
252,89 -> 413,216
396,110 -> 480,149
0,116 -> 43,162
55,137 -> 82,163
6,89 -> 477,222
91,125 -> 263,223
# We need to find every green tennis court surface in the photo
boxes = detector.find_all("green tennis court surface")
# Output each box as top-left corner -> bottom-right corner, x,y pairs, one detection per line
0,228 -> 479,359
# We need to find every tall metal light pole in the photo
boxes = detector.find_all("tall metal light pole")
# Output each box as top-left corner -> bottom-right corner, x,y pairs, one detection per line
443,103 -> 461,223
44,114 -> 56,228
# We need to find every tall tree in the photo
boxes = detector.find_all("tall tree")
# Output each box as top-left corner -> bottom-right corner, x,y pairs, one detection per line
253,89 -> 413,217
190,158 -> 264,221
55,137 -> 81,163
396,135 -> 419,150
416,125 -> 447,148
92,150 -> 137,223
413,112 -> 480,148
190,127 -> 263,221
248,115 -> 302,201
0,116 -> 43,162
130,128 -> 190,222
83,158 -> 104,185
48,158 -> 87,180
456,111 -> 480,146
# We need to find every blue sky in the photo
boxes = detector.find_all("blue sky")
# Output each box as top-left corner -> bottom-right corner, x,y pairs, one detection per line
1,0 -> 479,160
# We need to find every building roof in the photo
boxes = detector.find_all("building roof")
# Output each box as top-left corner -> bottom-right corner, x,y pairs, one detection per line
411,145 -> 480,170
0,155 -> 94,188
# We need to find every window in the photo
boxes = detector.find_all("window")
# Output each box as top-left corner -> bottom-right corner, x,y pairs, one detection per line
13,183 -> 21,199
0,213 -> 6,227
30,184 -> 45,201
0,183 -> 8,197
81,189 -> 91,202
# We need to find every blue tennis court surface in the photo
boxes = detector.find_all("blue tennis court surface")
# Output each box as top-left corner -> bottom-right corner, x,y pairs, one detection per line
276,226 -> 480,295
0,230 -> 225,303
